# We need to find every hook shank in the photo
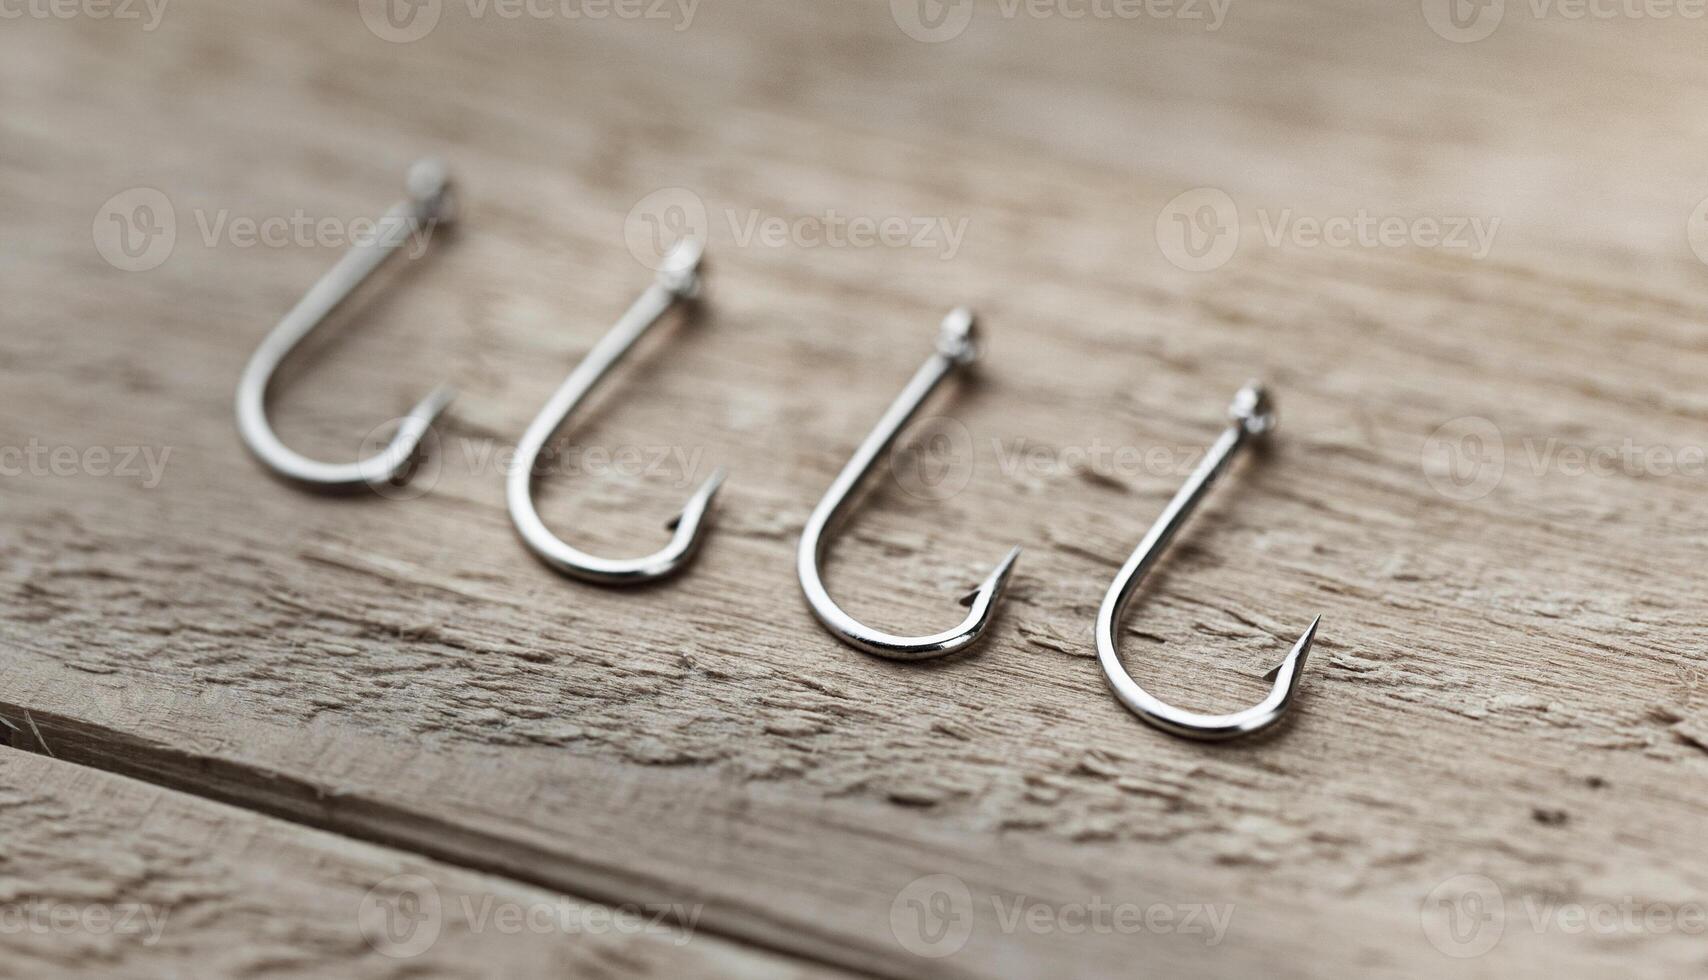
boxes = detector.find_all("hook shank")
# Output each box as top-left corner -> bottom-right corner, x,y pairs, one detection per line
1095,383 -> 1321,740
797,309 -> 1021,660
506,242 -> 722,585
236,159 -> 457,492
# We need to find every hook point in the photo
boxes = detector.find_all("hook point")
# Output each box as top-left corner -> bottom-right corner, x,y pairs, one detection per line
959,545 -> 1022,607
1261,614 -> 1322,682
666,466 -> 727,531
699,465 -> 729,500
416,384 -> 457,422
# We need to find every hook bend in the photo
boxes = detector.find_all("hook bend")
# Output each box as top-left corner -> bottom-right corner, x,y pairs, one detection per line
1095,383 -> 1322,740
236,158 -> 458,492
797,309 -> 1021,660
506,241 -> 722,585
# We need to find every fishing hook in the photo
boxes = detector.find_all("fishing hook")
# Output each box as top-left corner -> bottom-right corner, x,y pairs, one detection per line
236,158 -> 458,492
1095,382 -> 1322,740
797,308 -> 1021,659
506,241 -> 723,585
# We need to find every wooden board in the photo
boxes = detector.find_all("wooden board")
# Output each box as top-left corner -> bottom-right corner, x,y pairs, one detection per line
5,0 -> 1708,976
0,750 -> 838,978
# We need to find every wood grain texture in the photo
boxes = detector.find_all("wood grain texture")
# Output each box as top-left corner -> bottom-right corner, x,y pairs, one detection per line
0,751 -> 838,978
5,0 -> 1708,976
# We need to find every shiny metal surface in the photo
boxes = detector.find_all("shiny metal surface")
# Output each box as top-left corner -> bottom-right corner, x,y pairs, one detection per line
1095,383 -> 1322,740
506,241 -> 722,585
797,309 -> 1021,660
235,158 -> 459,492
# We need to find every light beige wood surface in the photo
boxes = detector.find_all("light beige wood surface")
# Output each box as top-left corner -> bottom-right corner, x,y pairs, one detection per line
0,751 -> 839,978
5,0 -> 1708,976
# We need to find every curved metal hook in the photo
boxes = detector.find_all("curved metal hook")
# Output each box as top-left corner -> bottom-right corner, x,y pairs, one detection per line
236,159 -> 458,492
506,241 -> 723,585
1095,383 -> 1322,740
797,309 -> 1021,660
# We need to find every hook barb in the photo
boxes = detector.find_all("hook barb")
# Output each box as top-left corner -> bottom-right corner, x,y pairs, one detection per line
1095,382 -> 1322,741
797,309 -> 1021,660
506,241 -> 722,586
959,545 -> 1022,608
665,466 -> 727,532
1261,614 -> 1321,684
235,158 -> 458,493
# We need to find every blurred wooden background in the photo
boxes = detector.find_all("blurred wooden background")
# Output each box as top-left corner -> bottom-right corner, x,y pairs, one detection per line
4,0 -> 1708,976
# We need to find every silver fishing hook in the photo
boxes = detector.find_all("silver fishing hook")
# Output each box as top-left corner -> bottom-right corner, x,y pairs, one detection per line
797,308 -> 1022,660
236,159 -> 459,492
506,241 -> 723,585
1095,382 -> 1322,740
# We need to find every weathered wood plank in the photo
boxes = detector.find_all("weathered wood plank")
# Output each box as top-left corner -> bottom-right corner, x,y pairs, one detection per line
0,751 -> 839,979
5,0 -> 1708,976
